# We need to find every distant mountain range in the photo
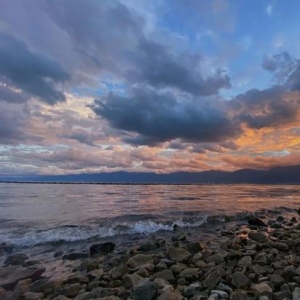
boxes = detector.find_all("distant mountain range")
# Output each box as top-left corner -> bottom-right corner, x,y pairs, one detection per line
1,165 -> 300,184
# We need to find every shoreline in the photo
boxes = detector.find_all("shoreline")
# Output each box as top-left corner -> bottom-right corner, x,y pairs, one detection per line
1,211 -> 300,299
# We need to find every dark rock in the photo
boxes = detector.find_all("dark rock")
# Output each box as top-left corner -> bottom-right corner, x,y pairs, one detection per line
128,254 -> 153,268
5,253 -> 29,266
154,270 -> 175,284
248,232 -> 268,243
168,247 -> 191,263
251,282 -> 273,297
230,290 -> 252,300
53,251 -> 64,258
62,252 -> 89,260
155,238 -> 166,248
138,243 -> 157,252
272,290 -> 292,300
0,266 -> 45,289
276,216 -> 285,222
90,242 -> 115,255
232,272 -> 250,288
123,274 -> 143,288
269,274 -> 285,287
203,270 -> 222,289
248,217 -> 267,227
134,280 -> 158,300
207,254 -> 224,264
237,256 -> 252,268
254,253 -> 268,265
179,268 -> 199,281
185,242 -> 206,253
183,282 -> 202,297
109,264 -> 129,280
273,242 -> 289,252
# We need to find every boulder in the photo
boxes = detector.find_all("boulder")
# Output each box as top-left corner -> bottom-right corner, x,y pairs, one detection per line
90,242 -> 115,255
123,273 -> 143,288
248,217 -> 267,227
109,264 -> 129,280
62,252 -> 89,260
168,247 -> 191,263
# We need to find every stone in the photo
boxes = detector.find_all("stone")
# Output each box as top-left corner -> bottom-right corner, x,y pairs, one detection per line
63,283 -> 82,298
259,297 -> 270,300
134,280 -> 158,300
62,252 -> 89,260
179,268 -> 199,281
28,279 -> 55,294
123,273 -> 143,288
154,270 -> 175,284
185,242 -> 206,253
231,272 -> 250,288
64,274 -> 89,284
195,260 -> 206,268
207,254 -> 224,264
91,287 -> 120,298
251,282 -> 273,297
74,292 -> 94,300
24,292 -> 43,300
137,243 -> 157,252
248,217 -> 267,227
203,270 -> 222,289
0,266 -> 45,289
273,242 -> 289,252
74,260 -> 98,272
128,254 -> 153,268
269,274 -> 285,287
4,253 -> 29,266
90,242 -> 116,255
216,283 -> 232,294
237,256 -> 252,268
251,265 -> 267,276
0,287 -> 7,300
211,290 -> 228,299
168,247 -> 191,263
254,253 -> 268,265
183,283 -> 202,297
272,290 -> 292,300
109,264 -> 129,280
157,290 -> 183,300
248,231 -> 268,243
230,290 -> 251,300
293,287 -> 300,299
52,296 -> 72,300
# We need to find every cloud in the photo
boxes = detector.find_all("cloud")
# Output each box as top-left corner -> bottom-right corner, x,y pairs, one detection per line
92,86 -> 241,145
0,32 -> 69,104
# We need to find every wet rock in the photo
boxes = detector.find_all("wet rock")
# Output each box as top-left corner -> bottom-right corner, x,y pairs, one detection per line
138,243 -> 157,252
155,238 -> 166,248
4,253 -> 29,266
123,273 -> 143,288
248,232 -> 268,243
64,274 -> 89,285
211,290 -> 229,299
179,268 -> 199,281
207,254 -> 224,264
273,242 -> 289,252
230,290 -> 251,300
248,217 -> 267,227
134,280 -> 158,300
24,292 -> 43,300
0,266 -> 45,289
203,270 -> 222,289
185,242 -> 206,253
109,264 -> 129,280
168,247 -> 191,263
154,270 -> 175,284
251,282 -> 273,297
90,242 -> 116,255
62,252 -> 89,260
272,290 -> 292,300
237,256 -> 252,268
128,254 -> 153,268
183,282 -> 202,297
232,272 -> 250,288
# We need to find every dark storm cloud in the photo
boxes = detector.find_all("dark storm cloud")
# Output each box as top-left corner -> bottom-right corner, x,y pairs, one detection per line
128,39 -> 231,96
92,87 -> 241,145
0,32 -> 69,104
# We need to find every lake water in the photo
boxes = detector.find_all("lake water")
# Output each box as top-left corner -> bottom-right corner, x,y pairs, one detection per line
1,183 -> 300,250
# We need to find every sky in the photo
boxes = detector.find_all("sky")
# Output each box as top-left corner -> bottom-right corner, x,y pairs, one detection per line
1,0 -> 300,175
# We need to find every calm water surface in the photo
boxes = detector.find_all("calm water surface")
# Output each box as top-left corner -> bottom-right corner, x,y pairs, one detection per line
0,183 -> 299,247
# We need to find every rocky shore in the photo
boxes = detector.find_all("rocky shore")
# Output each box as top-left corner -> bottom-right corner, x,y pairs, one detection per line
2,214 -> 300,300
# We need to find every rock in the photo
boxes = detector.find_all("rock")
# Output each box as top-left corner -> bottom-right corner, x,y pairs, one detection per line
207,254 -> 224,264
216,283 -> 232,294
248,231 -> 268,243
134,280 -> 158,300
90,242 -> 116,255
269,274 -> 285,287
24,292 -> 43,300
155,238 -> 166,248
128,254 -> 153,268
109,264 -> 129,280
185,242 -> 206,253
273,242 -> 289,252
230,290 -> 251,300
231,272 -> 250,288
254,253 -> 268,265
251,282 -> 273,297
179,268 -> 199,281
251,265 -> 267,276
74,292 -> 94,300
74,260 -> 98,272
63,283 -> 82,298
88,268 -> 104,280
64,274 -> 89,284
0,266 -> 45,289
183,283 -> 202,297
137,243 -> 157,252
0,287 -> 7,300
28,279 -> 55,294
136,267 -> 149,278
293,287 -> 300,299
53,250 -> 64,257
123,273 -> 143,288
168,247 -> 191,263
211,290 -> 229,299
62,252 -> 89,260
91,287 -> 120,298
248,217 -> 267,227
52,296 -> 72,300
157,290 -> 183,300
4,253 -> 29,266
203,270 -> 222,289
154,270 -> 175,283
237,256 -> 252,268
273,290 -> 292,300
259,297 -> 270,300
195,260 -> 206,268
273,260 -> 288,269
